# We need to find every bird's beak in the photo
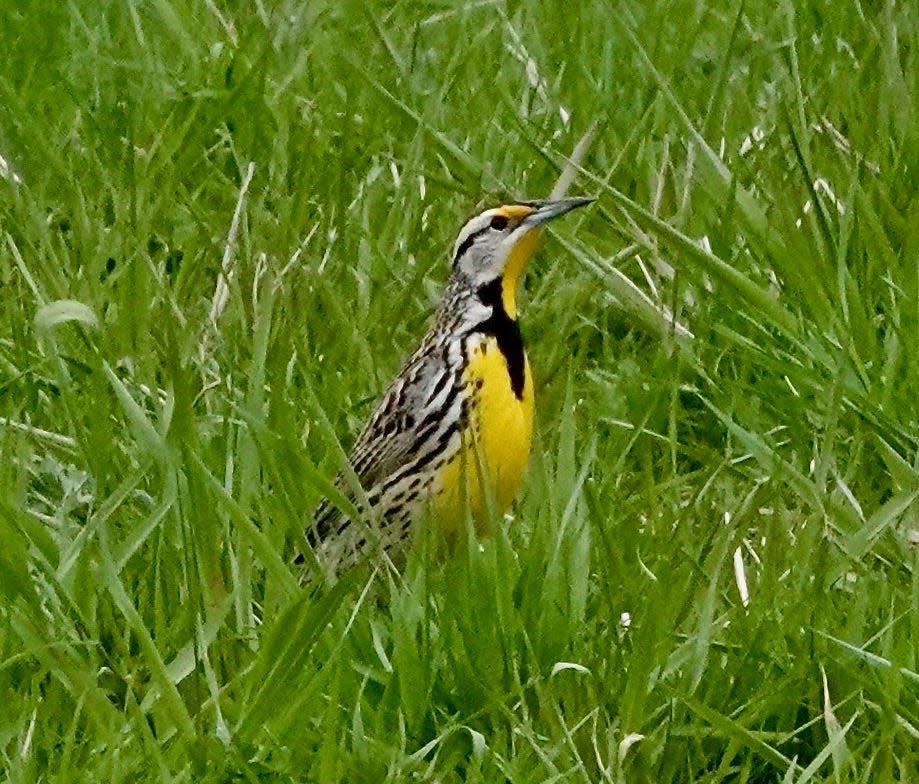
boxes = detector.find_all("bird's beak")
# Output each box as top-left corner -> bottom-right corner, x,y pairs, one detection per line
498,196 -> 595,319
523,196 -> 595,226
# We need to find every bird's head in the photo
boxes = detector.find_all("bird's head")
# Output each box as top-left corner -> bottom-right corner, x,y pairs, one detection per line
450,197 -> 593,318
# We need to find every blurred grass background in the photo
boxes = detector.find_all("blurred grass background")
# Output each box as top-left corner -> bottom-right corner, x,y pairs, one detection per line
1,0 -> 917,780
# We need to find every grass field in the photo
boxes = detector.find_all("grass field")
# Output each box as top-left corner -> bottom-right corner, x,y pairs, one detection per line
2,0 -> 918,780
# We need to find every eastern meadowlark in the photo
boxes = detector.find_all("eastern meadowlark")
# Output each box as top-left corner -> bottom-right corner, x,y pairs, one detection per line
305,196 -> 593,574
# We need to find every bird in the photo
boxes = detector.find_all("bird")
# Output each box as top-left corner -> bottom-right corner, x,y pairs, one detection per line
303,196 -> 594,576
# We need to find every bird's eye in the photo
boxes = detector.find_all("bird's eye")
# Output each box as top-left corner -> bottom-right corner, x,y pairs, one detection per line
489,215 -> 509,231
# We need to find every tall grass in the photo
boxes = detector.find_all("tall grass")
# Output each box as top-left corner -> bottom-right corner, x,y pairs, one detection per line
1,0 -> 917,780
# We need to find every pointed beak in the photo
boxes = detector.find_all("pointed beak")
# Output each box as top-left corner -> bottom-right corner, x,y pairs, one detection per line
523,196 -> 595,226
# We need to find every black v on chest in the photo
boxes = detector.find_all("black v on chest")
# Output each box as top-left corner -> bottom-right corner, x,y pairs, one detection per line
473,279 -> 526,400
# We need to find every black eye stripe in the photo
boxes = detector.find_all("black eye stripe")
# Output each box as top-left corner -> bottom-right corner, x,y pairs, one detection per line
453,230 -> 480,264
452,213 -> 514,266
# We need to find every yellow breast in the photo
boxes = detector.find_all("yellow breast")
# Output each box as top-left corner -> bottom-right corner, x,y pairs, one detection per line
434,335 -> 534,533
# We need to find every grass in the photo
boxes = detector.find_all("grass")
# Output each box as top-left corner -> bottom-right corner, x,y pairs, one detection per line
1,0 -> 918,780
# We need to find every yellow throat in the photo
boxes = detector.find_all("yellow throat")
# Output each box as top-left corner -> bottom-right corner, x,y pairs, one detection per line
433,216 -> 546,533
